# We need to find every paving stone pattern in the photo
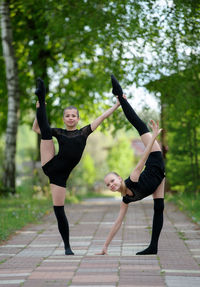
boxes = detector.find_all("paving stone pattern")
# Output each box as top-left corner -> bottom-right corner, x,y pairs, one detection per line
0,197 -> 200,286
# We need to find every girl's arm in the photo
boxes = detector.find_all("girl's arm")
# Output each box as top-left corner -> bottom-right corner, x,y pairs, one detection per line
32,101 -> 41,134
90,100 -> 120,131
130,120 -> 162,182
96,201 -> 128,255
32,117 -> 41,134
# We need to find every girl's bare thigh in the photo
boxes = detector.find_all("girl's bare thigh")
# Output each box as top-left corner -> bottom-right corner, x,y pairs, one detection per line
141,132 -> 161,152
153,178 -> 165,199
40,139 -> 55,166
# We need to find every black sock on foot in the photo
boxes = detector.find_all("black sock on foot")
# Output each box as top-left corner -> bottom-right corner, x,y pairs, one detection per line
136,198 -> 164,255
35,77 -> 46,104
53,206 -> 74,255
65,247 -> 74,255
111,75 -> 149,136
136,245 -> 157,255
111,74 -> 123,97
36,103 -> 52,140
35,78 -> 52,140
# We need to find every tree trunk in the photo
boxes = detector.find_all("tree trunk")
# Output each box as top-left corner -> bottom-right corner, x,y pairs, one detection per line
160,94 -> 170,193
193,126 -> 199,191
187,122 -> 196,191
1,0 -> 20,193
160,98 -> 168,159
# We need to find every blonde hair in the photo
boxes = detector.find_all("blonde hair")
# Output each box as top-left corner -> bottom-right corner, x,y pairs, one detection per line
104,172 -> 127,197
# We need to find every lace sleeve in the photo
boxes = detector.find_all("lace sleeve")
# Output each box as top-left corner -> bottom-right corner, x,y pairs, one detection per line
122,191 -> 144,204
123,177 -> 143,203
80,125 -> 93,138
51,128 -> 60,138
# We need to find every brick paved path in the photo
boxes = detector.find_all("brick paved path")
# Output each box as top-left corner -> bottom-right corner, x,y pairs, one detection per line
1,197 -> 200,287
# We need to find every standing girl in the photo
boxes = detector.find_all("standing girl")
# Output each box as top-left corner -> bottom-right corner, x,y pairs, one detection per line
32,78 -> 120,255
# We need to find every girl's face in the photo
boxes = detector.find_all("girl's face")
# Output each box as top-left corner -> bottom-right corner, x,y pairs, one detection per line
63,109 -> 79,129
104,173 -> 122,192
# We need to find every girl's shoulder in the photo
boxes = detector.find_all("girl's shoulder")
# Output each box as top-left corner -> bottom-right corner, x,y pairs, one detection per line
124,177 -> 138,190
51,127 -> 63,136
79,124 -> 93,137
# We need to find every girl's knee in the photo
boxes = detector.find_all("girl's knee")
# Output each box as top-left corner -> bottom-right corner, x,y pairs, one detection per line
51,184 -> 66,206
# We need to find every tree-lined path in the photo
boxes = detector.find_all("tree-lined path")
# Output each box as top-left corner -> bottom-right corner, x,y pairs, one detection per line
1,197 -> 200,287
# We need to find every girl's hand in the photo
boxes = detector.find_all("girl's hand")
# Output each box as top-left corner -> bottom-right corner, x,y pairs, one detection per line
95,247 -> 108,255
116,94 -> 127,105
36,101 -> 47,108
149,120 -> 162,138
115,97 -> 120,107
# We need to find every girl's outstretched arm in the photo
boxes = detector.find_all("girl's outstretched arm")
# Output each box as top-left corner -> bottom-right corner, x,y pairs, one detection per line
96,201 -> 128,255
130,120 -> 162,182
32,101 -> 41,134
90,100 -> 120,131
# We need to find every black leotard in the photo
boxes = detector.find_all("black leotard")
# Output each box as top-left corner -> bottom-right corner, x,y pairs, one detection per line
123,151 -> 165,204
42,124 -> 93,187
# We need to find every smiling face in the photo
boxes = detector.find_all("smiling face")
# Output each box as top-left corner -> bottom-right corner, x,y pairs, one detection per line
104,173 -> 122,192
63,108 -> 79,130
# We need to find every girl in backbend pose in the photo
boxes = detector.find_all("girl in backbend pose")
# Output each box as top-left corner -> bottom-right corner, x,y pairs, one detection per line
32,78 -> 120,255
97,75 -> 165,255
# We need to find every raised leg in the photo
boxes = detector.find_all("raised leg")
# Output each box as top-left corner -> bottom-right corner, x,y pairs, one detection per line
40,140 -> 55,166
35,78 -> 52,140
35,78 -> 55,166
140,132 -> 161,152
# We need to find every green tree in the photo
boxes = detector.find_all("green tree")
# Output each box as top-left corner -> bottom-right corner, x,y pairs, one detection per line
0,0 -> 131,193
82,153 -> 96,186
1,0 -> 200,195
107,134 -> 135,179
1,0 -> 20,193
66,153 -> 96,196
146,66 -> 200,192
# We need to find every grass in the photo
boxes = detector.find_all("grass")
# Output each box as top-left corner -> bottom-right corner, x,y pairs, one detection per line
0,177 -> 53,242
0,179 -> 117,243
178,231 -> 187,241
0,195 -> 52,242
166,190 -> 200,224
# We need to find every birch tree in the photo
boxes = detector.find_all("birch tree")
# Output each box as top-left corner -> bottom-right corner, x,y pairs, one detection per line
1,0 -> 20,193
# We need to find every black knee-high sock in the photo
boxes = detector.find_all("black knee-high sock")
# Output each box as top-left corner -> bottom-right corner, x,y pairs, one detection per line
111,75 -> 149,136
53,206 -> 74,255
35,78 -> 52,140
136,198 -> 164,255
